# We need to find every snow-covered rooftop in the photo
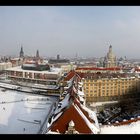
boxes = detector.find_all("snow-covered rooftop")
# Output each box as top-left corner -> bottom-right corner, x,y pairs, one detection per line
77,90 -> 84,96
47,130 -> 60,134
81,105 -> 100,130
74,104 -> 100,134
0,88 -> 59,134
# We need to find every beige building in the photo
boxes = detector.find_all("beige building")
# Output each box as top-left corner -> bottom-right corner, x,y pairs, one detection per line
61,64 -> 77,74
10,58 -> 23,67
103,45 -> 117,68
0,62 -> 12,71
81,73 -> 140,102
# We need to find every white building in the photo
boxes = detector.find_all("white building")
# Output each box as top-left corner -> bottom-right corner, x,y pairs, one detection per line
5,66 -> 62,85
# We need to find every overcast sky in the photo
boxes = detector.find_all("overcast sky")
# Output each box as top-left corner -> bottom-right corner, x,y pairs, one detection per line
0,6 -> 140,59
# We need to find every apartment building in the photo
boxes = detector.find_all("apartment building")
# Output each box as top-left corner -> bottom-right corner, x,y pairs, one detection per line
82,73 -> 140,102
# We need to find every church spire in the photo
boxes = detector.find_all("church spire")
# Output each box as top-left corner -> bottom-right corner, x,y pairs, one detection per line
19,45 -> 24,58
36,49 -> 39,58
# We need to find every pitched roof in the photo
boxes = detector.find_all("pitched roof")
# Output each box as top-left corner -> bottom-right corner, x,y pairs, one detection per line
47,87 -> 99,134
64,70 -> 83,81
49,104 -> 93,134
64,70 -> 76,81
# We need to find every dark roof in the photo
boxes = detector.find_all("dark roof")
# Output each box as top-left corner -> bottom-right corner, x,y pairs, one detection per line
48,59 -> 70,64
21,63 -> 50,71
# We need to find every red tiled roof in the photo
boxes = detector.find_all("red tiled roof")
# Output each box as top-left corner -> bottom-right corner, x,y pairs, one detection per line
49,86 -> 97,134
76,67 -> 121,71
64,70 -> 76,81
135,68 -> 140,71
77,72 -> 128,79
112,118 -> 140,126
73,98 -> 95,124
49,104 -> 93,134
64,71 -> 83,81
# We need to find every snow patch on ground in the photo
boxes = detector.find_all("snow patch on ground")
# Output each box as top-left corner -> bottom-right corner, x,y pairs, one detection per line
90,101 -> 118,107
100,121 -> 140,134
0,88 -> 58,134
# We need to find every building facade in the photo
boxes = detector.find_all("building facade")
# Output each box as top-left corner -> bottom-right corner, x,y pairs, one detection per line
82,73 -> 140,102
5,65 -> 62,85
48,55 -> 70,64
64,70 -> 140,102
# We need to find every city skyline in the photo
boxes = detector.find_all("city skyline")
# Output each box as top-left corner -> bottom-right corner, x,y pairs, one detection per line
0,6 -> 140,59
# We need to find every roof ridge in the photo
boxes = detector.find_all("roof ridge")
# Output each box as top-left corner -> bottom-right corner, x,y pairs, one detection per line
74,104 -> 99,134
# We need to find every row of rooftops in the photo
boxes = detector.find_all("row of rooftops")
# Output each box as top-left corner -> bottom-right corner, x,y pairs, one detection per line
76,67 -> 121,71
76,67 -> 140,72
64,70 -> 139,81
81,73 -> 138,80
46,75 -> 100,134
47,68 -> 140,134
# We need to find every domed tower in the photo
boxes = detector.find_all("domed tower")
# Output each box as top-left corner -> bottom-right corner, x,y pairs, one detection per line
104,45 -> 117,68
107,45 -> 113,58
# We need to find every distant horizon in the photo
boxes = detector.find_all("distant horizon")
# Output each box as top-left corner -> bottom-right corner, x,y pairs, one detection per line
1,51 -> 140,61
0,6 -> 140,59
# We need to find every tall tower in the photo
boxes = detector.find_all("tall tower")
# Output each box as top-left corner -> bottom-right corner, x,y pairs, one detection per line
103,45 -> 117,68
36,50 -> 40,58
19,46 -> 24,58
57,54 -> 60,60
